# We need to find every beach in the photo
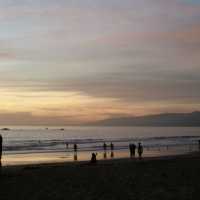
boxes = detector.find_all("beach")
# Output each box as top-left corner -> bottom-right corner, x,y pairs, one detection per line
1,126 -> 200,166
1,152 -> 200,200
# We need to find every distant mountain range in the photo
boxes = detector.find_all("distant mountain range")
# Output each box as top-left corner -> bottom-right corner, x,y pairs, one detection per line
89,111 -> 200,127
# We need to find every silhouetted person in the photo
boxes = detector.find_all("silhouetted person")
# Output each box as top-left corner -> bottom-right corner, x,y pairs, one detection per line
110,142 -> 114,158
91,153 -> 97,164
129,143 -> 136,157
103,142 -> 107,151
65,142 -> 69,149
138,142 -> 143,160
74,143 -> 77,152
132,144 -> 136,157
198,140 -> 200,151
73,143 -> 78,161
103,142 -> 107,159
110,142 -> 114,151
0,134 -> 2,168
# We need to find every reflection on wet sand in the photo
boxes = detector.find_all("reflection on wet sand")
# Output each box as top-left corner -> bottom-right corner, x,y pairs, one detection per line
1,143 -> 200,166
103,152 -> 107,159
74,153 -> 78,161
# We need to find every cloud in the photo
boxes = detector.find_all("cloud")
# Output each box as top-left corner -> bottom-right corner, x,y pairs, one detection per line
0,112 -> 76,126
0,0 -> 200,123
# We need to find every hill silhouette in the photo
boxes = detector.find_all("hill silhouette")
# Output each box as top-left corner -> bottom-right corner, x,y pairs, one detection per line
89,111 -> 200,127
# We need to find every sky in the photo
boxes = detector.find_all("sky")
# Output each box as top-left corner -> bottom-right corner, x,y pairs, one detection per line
0,0 -> 200,125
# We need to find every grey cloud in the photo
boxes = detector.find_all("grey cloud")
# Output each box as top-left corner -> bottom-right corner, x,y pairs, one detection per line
0,0 -> 200,117
0,112 -> 81,126
1,70 -> 200,104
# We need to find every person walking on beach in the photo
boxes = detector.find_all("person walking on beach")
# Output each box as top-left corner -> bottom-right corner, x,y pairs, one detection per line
198,140 -> 200,151
138,142 -> 143,160
73,143 -> 78,161
103,142 -> 107,159
74,143 -> 77,152
110,142 -> 114,158
0,134 -> 2,167
103,142 -> 107,151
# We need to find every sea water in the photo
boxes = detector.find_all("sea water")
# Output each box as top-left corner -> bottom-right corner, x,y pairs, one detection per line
1,126 -> 200,166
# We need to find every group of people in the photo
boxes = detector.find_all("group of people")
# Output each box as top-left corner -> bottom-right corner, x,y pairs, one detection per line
1,134 -> 200,167
129,142 -> 143,159
90,142 -> 144,164
70,142 -> 115,162
90,142 -> 115,163
62,141 -> 143,163
0,134 -> 144,166
103,142 -> 114,159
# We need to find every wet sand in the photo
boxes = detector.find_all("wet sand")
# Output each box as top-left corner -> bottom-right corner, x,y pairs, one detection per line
0,152 -> 200,200
3,144 -> 198,166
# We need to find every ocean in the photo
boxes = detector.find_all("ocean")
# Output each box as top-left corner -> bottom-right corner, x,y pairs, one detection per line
1,126 -> 200,166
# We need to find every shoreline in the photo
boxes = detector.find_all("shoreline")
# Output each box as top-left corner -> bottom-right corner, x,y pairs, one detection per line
2,143 -> 199,167
2,150 -> 199,171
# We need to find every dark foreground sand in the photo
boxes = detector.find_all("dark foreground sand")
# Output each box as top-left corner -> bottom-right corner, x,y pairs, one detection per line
1,153 -> 200,200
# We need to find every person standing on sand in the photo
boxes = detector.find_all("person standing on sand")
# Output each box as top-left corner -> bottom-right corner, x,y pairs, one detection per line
74,143 -> 77,152
129,143 -> 136,157
0,134 -> 2,167
103,142 -> 107,151
132,143 -> 136,157
73,143 -> 78,161
138,142 -> 143,160
110,142 -> 114,158
103,142 -> 107,159
198,140 -> 200,151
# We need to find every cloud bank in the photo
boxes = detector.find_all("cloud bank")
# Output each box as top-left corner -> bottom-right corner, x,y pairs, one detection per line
0,0 -> 200,124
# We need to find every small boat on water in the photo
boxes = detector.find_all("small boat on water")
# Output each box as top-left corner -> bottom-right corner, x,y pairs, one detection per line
1,128 -> 10,131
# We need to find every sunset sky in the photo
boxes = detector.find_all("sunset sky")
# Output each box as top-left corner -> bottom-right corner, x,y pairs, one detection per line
0,0 -> 200,125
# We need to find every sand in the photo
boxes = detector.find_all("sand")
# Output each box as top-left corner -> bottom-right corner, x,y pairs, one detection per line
0,153 -> 200,200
